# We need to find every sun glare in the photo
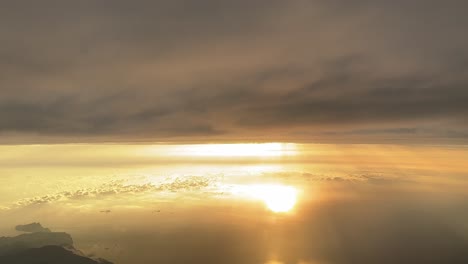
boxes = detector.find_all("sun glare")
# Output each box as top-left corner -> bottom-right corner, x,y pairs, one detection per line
170,143 -> 297,157
232,184 -> 298,213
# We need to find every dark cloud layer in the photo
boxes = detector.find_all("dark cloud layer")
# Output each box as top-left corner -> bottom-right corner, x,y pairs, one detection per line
1,0 -> 468,143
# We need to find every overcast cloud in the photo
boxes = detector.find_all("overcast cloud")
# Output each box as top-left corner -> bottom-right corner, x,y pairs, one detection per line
1,0 -> 468,143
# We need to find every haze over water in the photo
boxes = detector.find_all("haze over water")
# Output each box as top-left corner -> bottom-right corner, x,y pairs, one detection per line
1,143 -> 468,264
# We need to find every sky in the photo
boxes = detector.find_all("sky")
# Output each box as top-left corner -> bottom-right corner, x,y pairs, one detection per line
2,3 -> 468,264
1,0 -> 468,144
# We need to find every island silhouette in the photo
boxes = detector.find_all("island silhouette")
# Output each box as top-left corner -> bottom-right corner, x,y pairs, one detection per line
0,223 -> 112,264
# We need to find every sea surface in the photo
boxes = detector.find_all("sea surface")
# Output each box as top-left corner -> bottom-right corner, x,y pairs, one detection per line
1,143 -> 468,264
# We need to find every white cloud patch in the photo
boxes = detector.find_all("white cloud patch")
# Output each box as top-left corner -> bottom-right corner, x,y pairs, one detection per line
13,176 -> 218,208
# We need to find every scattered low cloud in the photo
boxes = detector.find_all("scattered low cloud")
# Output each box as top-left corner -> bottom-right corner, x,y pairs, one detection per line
13,176 -> 217,208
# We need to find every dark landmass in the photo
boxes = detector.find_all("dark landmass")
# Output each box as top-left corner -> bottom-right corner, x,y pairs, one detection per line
0,245 -> 112,264
15,223 -> 51,233
0,231 -> 72,256
0,223 -> 113,264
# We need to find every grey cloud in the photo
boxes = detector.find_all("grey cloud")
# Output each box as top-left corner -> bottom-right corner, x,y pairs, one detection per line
1,0 -> 468,143
236,71 -> 468,127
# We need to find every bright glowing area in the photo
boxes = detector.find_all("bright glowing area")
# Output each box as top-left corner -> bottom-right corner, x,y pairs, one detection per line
260,185 -> 297,213
231,184 -> 298,213
169,143 -> 297,157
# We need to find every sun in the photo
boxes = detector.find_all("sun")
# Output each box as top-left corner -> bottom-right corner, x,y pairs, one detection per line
263,192 -> 297,213
232,184 -> 298,213
256,185 -> 298,213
